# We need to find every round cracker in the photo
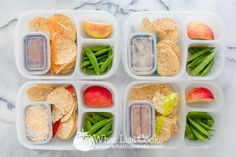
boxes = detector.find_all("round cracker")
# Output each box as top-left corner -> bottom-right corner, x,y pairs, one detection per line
48,14 -> 76,41
54,36 -> 77,65
128,84 -> 173,101
56,112 -> 77,140
27,84 -> 56,101
29,17 -> 48,33
158,40 -> 180,59
157,43 -> 180,76
54,58 -> 76,74
162,30 -> 178,43
156,116 -> 173,142
51,104 -> 63,123
152,18 -> 177,32
47,87 -> 74,116
61,101 -> 75,123
140,17 -> 154,32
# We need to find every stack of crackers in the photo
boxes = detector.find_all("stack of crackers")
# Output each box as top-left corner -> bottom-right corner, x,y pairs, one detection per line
29,14 -> 77,75
128,84 -> 179,143
27,84 -> 78,140
141,17 -> 181,76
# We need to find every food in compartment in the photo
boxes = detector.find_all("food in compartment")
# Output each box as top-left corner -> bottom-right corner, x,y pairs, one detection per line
187,22 -> 214,40
24,33 -> 49,73
83,21 -> 112,39
130,33 -> 156,75
80,46 -> 113,75
129,102 -> 154,139
185,112 -> 215,142
26,84 -> 78,142
83,112 -> 113,141
140,17 -> 181,76
187,46 -> 215,76
186,87 -> 214,104
128,84 -> 179,143
83,86 -> 113,107
25,103 -> 51,143
28,14 -> 77,75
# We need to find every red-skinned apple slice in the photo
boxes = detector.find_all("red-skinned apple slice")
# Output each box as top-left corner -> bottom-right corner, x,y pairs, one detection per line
186,87 -> 214,104
187,22 -> 214,40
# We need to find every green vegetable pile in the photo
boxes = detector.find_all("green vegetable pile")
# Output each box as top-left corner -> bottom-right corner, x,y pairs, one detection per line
84,112 -> 113,141
187,46 -> 215,76
185,112 -> 215,142
81,45 -> 113,75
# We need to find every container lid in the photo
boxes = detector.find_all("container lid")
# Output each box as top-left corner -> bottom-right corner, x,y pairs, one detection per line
128,33 -> 157,76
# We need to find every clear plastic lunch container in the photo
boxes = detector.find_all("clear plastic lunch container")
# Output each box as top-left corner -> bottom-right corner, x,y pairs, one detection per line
123,11 -> 225,81
16,81 -> 121,150
15,10 -> 120,80
123,81 -> 224,149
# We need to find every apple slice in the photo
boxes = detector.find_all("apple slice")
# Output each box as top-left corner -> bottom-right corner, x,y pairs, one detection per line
83,21 -> 112,39
186,87 -> 214,104
187,22 -> 214,40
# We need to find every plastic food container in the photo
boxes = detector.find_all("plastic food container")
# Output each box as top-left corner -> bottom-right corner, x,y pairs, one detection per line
23,32 -> 50,75
24,102 -> 52,144
128,33 -> 156,75
123,11 -> 225,81
15,10 -> 120,80
16,81 -> 121,150
123,81 -> 223,149
126,101 -> 155,142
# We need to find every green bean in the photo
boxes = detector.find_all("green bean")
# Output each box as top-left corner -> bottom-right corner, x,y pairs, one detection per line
191,127 -> 206,142
187,47 -> 214,63
191,53 -> 214,76
85,120 -> 92,130
207,119 -> 215,127
188,47 -> 198,54
185,123 -> 196,140
87,62 -> 104,70
188,112 -> 213,120
200,58 -> 214,76
89,46 -> 108,52
99,55 -> 113,73
187,55 -> 206,68
106,130 -> 113,138
83,68 -> 95,75
88,119 -> 111,134
92,113 -> 106,121
86,114 -> 97,124
97,54 -> 108,61
80,60 -> 91,68
96,112 -> 113,118
84,48 -> 100,74
94,122 -> 112,138
94,48 -> 111,56
188,117 -> 212,137
194,118 -> 213,131
108,48 -> 113,57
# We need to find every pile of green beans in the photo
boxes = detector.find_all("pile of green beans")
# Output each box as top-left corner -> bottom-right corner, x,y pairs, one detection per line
84,112 -> 113,141
80,45 -> 113,75
187,46 -> 215,76
185,112 -> 215,142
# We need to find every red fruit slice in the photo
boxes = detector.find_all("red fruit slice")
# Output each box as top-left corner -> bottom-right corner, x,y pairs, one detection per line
187,22 -> 214,40
52,119 -> 61,137
83,86 -> 113,107
186,87 -> 214,104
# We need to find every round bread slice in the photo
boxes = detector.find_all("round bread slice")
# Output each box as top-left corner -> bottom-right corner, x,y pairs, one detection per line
56,112 -> 77,140
140,17 -> 154,32
27,84 -> 56,101
157,43 -> 180,76
158,40 -> 181,59
48,14 -> 76,41
54,36 -> 77,65
47,87 -> 74,116
29,17 -> 48,33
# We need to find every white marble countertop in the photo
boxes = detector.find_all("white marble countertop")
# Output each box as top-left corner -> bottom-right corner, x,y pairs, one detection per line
1,0 -> 236,156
